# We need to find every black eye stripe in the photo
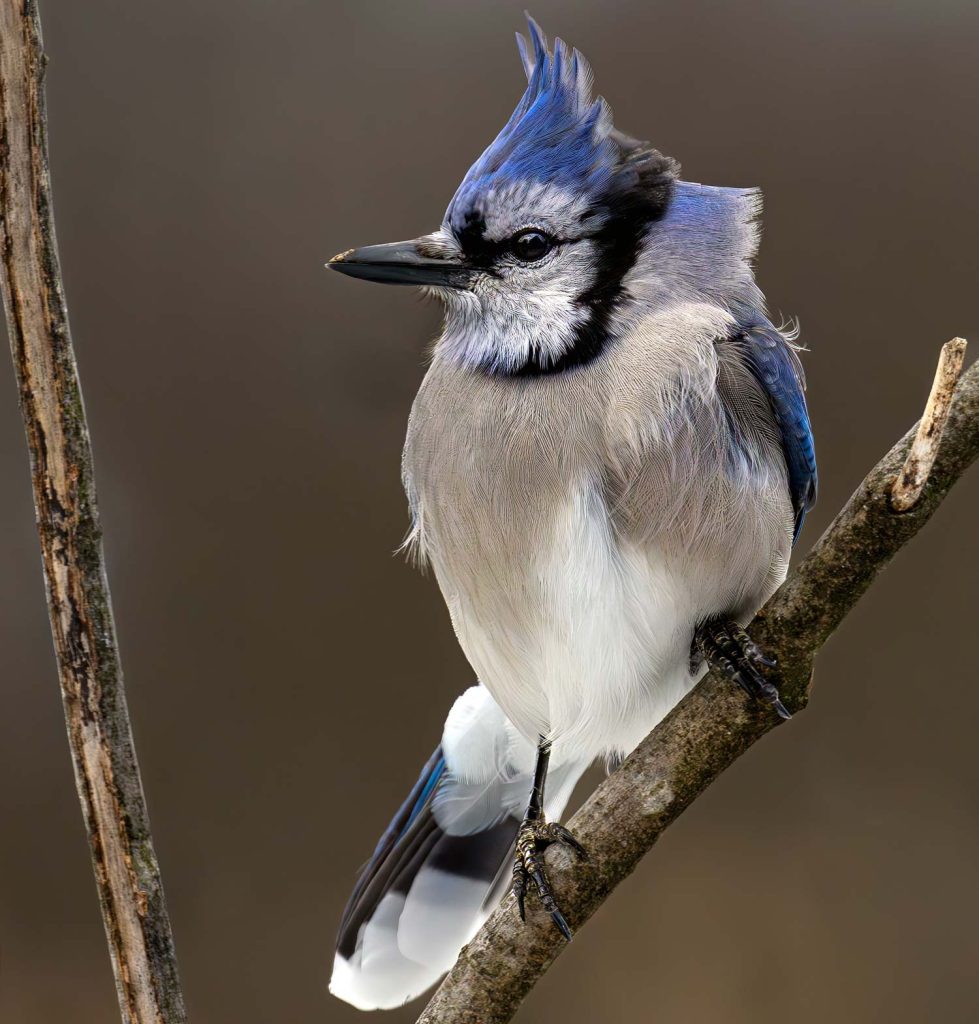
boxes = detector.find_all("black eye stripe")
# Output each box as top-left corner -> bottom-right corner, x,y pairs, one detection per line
454,212 -> 568,268
455,220 -> 505,267
513,178 -> 677,377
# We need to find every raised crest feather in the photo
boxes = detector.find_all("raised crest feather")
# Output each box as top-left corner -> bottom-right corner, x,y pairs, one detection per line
446,15 -> 677,229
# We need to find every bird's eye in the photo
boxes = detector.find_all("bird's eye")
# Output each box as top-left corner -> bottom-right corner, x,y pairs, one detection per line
510,229 -> 554,263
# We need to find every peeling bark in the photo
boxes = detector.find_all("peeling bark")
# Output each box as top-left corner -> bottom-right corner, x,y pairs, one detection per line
0,4 -> 185,1022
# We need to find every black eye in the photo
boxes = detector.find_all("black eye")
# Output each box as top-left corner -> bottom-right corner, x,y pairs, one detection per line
510,229 -> 554,263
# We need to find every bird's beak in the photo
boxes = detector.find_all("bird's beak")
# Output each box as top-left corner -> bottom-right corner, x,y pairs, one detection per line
327,239 -> 475,289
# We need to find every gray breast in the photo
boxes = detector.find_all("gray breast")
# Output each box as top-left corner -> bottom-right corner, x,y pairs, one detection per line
402,303 -> 793,748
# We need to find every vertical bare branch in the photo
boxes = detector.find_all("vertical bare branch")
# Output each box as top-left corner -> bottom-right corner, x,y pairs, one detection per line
892,337 -> 967,511
0,4 -> 186,1022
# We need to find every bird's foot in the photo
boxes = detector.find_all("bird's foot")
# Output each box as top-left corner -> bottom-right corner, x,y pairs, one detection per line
693,617 -> 791,720
511,815 -> 588,941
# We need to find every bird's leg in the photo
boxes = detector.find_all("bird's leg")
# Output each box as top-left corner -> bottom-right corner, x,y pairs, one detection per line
511,737 -> 588,941
692,616 -> 791,720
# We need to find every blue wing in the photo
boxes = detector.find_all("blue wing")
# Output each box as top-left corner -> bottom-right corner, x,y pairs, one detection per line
334,745 -> 447,962
737,320 -> 817,542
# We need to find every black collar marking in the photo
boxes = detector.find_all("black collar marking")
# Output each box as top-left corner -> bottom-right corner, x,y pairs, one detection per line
450,166 -> 675,379
513,178 -> 675,378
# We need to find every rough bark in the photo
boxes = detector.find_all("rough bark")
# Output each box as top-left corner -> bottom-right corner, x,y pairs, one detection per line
0,4 -> 186,1022
417,351 -> 979,1024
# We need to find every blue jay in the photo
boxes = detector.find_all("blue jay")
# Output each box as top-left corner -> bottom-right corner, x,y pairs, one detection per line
327,17 -> 816,1010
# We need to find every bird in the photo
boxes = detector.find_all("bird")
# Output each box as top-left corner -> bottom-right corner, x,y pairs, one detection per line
326,16 -> 816,1011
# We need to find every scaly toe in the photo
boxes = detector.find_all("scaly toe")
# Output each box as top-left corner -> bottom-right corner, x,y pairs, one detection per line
697,617 -> 790,720
510,817 -> 583,940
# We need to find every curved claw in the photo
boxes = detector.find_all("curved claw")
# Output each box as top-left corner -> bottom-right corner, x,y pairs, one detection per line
735,626 -> 778,668
772,696 -> 792,720
549,906 -> 573,942
548,823 -> 590,861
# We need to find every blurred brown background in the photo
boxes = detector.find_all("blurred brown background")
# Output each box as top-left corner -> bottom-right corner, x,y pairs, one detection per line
1,2 -> 978,1022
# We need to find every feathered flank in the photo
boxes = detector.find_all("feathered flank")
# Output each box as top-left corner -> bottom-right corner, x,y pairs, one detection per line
446,15 -> 677,230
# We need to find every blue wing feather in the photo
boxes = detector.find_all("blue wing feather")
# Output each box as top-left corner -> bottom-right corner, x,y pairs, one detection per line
738,321 -> 817,542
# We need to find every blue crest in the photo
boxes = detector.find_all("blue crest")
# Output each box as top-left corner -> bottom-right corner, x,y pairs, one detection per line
446,17 -> 676,228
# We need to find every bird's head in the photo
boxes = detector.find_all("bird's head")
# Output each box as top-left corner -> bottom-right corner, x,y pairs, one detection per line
329,18 -> 754,376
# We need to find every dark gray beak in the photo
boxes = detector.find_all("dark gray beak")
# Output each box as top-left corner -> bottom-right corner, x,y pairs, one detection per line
327,239 -> 475,289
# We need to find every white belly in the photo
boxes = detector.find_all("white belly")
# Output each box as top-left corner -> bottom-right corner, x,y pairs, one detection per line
439,480 -> 753,765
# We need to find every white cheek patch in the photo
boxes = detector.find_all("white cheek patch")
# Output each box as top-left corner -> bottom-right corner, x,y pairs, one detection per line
438,283 -> 585,373
436,241 -> 599,373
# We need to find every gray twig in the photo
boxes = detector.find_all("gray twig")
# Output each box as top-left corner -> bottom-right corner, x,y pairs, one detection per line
892,337 -> 967,511
0,4 -> 186,1022
417,343 -> 979,1024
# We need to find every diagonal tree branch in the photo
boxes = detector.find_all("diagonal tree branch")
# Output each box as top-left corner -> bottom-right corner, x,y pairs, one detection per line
417,345 -> 978,1024
0,3 -> 186,1022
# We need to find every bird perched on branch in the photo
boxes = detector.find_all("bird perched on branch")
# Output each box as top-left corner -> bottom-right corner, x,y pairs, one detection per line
327,16 -> 816,1010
